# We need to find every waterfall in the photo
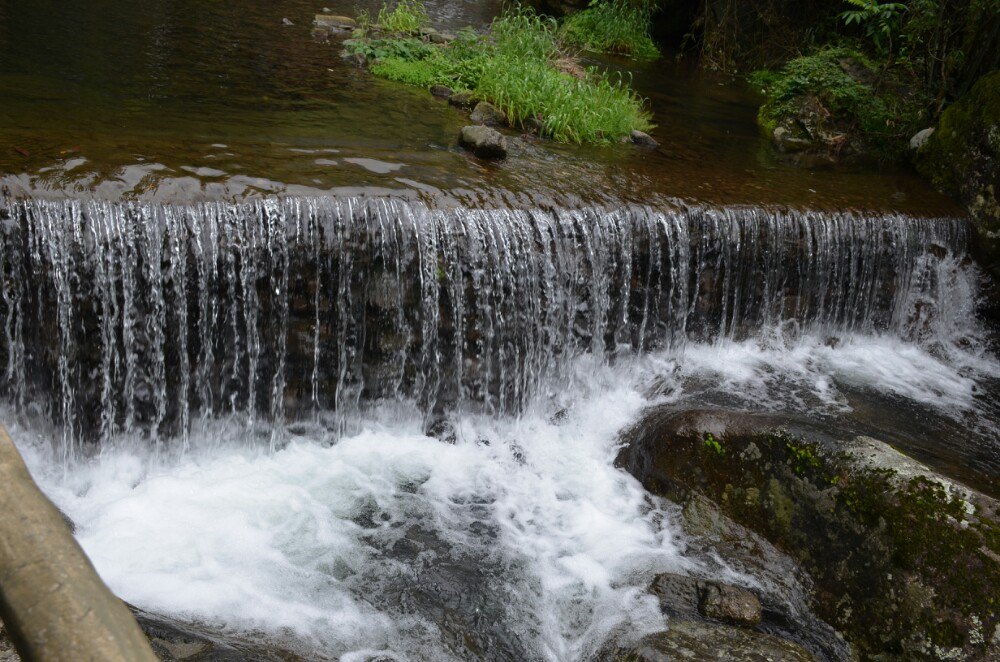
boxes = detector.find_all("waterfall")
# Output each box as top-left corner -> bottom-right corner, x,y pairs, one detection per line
0,197 -> 970,452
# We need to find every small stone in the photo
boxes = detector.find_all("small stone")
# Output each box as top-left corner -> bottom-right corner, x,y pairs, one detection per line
909,127 -> 935,151
429,32 -> 455,44
699,581 -> 763,627
470,101 -> 507,127
631,130 -> 659,148
459,125 -> 508,159
282,17 -> 294,26
448,91 -> 477,110
430,85 -> 453,99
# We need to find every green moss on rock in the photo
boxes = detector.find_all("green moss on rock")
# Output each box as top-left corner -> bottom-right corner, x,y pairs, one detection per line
618,409 -> 1000,659
917,71 -> 1000,277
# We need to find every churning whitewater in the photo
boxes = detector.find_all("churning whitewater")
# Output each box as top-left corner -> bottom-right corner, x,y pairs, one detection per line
3,196 -> 998,660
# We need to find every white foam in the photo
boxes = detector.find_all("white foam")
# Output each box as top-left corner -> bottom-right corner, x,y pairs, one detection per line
18,359 -> 689,660
13,329 -> 999,660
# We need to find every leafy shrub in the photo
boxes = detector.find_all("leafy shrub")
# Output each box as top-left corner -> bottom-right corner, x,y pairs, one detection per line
839,0 -> 908,55
560,0 -> 660,59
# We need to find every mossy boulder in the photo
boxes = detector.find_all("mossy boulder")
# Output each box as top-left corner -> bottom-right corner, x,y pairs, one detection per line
618,408 -> 1000,660
917,71 -> 1000,278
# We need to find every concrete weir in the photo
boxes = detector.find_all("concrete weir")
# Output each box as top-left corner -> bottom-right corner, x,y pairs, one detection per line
0,426 -> 156,662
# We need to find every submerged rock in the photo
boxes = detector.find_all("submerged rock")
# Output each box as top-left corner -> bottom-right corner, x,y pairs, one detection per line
459,125 -> 508,159
611,620 -> 814,661
470,101 -> 507,127
618,408 -> 1000,660
429,84 -> 453,99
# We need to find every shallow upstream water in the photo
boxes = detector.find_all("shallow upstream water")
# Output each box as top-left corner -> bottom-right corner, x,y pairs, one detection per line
0,0 -> 960,213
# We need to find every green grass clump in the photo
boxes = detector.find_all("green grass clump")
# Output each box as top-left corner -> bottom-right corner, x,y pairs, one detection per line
376,0 -> 428,34
749,47 -> 927,157
560,0 -> 660,60
352,7 -> 653,144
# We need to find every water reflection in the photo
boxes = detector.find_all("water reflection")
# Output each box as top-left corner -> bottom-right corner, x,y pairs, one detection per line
0,0 -> 960,214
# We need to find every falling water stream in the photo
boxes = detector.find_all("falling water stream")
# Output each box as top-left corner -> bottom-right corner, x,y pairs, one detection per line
2,196 -> 998,660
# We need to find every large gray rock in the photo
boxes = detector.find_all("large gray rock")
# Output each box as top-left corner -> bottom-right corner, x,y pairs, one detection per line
619,407 -> 1000,660
613,620 -> 815,661
459,125 -> 508,159
470,101 -> 507,127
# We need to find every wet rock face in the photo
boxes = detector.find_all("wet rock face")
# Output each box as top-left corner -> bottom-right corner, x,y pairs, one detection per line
649,573 -> 762,627
0,619 -> 18,662
618,408 -> 1000,660
700,582 -> 763,627
611,620 -> 814,662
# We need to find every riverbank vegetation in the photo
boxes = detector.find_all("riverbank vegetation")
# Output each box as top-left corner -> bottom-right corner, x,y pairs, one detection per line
560,0 -> 660,59
681,0 -> 1000,160
345,3 -> 654,144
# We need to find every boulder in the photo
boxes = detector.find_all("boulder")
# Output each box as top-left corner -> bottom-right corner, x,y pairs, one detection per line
916,71 -> 1000,279
470,101 -> 507,127
610,620 -> 814,661
631,129 -> 659,148
459,126 -> 508,159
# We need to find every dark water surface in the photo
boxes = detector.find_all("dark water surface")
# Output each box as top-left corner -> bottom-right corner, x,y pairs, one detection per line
0,0 -> 960,213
